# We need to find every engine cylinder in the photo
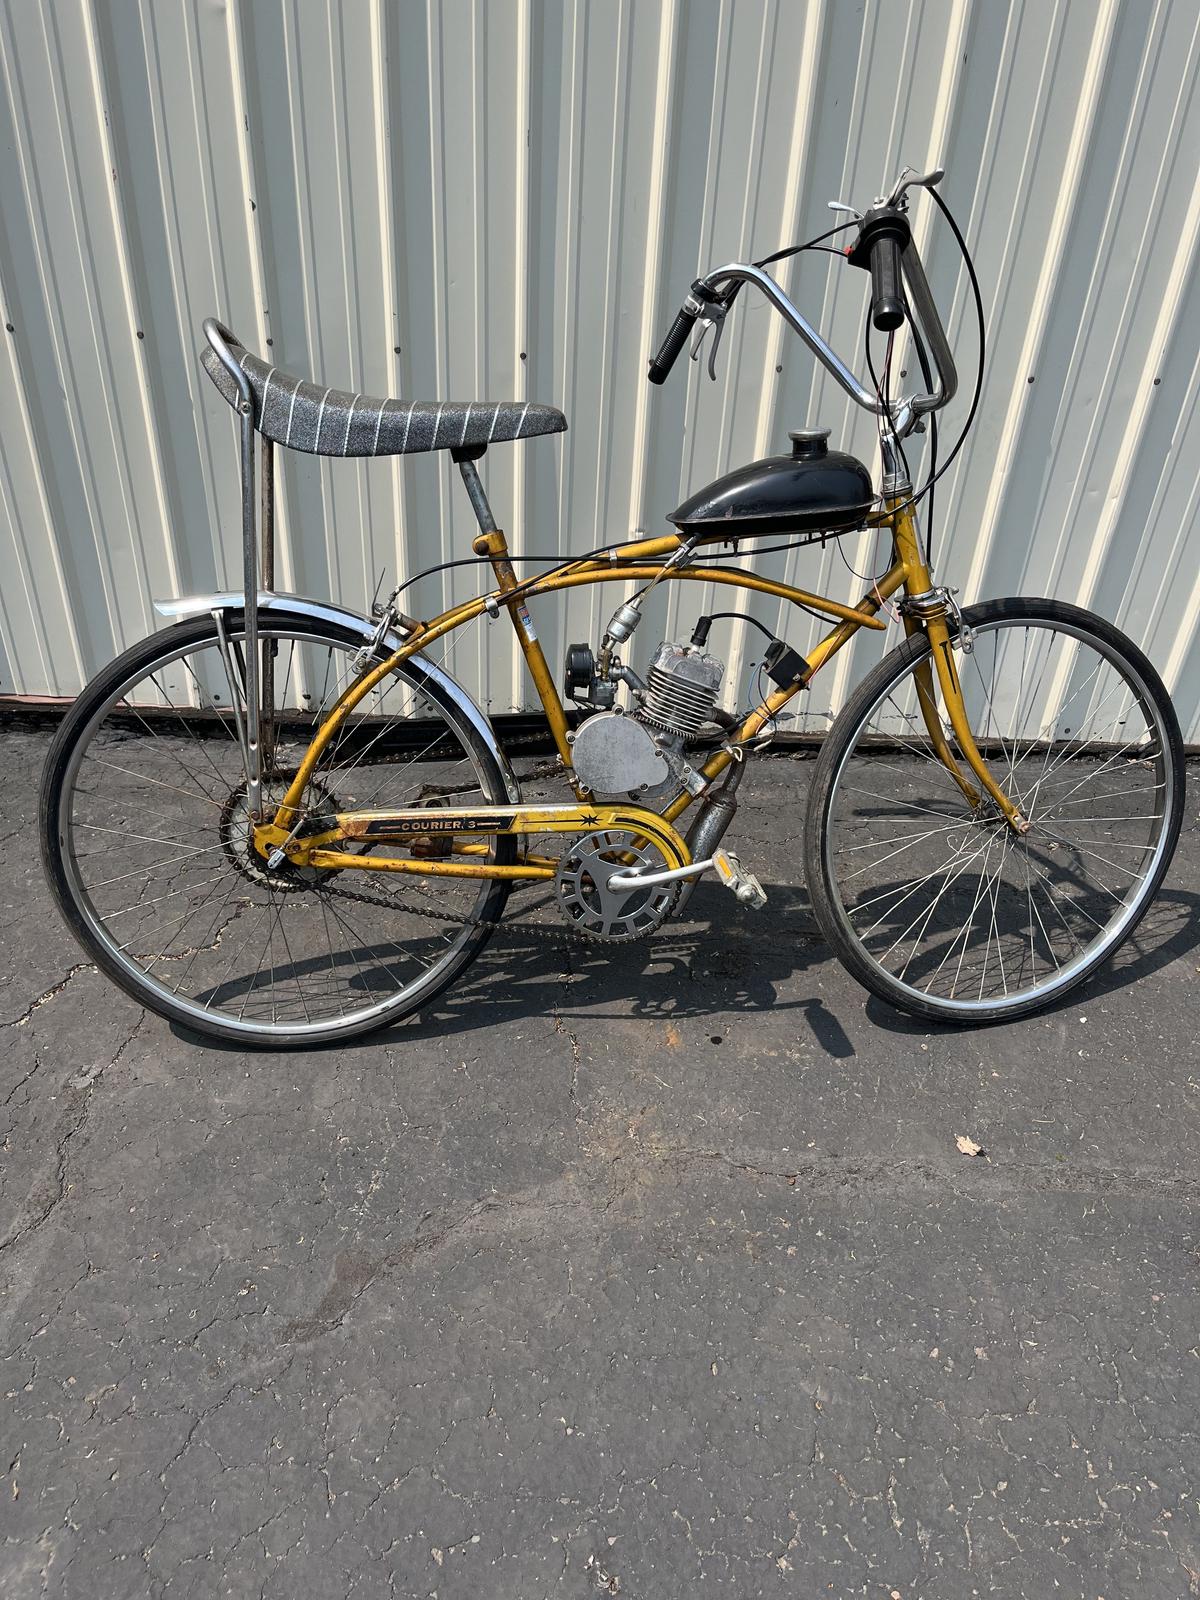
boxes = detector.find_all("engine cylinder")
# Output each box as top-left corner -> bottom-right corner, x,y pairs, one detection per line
639,642 -> 723,735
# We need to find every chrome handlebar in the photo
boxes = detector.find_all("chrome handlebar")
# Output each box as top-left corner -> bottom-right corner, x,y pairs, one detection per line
690,166 -> 958,436
700,262 -> 881,411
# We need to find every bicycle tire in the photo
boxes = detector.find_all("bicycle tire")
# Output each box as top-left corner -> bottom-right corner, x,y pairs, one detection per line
40,610 -> 518,1048
803,597 -> 1185,1024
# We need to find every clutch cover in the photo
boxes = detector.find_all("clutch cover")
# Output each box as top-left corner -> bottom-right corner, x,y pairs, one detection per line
569,710 -> 669,796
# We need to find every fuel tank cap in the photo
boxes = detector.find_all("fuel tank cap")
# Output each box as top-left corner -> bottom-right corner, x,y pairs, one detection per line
789,427 -> 831,460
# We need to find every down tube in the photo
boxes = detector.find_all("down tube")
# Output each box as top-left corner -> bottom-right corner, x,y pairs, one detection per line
659,566 -> 910,826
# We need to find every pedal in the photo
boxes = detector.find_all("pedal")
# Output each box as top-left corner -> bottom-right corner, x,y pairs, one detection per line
712,848 -> 767,909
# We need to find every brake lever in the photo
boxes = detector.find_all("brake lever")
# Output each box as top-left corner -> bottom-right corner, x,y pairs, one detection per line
881,165 -> 945,209
689,302 -> 727,381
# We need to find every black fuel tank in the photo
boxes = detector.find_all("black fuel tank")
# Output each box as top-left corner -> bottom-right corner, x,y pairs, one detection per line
668,429 -> 874,540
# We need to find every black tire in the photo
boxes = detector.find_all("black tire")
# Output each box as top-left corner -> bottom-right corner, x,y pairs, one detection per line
40,610 -> 517,1048
803,598 -> 1185,1024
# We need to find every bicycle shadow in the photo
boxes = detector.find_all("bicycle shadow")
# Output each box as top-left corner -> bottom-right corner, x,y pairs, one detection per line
397,881 -> 858,1059
168,881 -> 1199,1061
862,885 -> 1200,1037
168,880 -> 856,1059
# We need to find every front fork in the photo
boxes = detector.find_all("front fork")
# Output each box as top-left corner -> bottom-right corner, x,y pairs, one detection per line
891,503 -> 1028,833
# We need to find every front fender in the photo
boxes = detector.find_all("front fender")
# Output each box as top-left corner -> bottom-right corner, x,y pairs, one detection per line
153,589 -> 521,803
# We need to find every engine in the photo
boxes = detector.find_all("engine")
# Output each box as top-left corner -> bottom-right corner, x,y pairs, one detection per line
564,629 -> 725,800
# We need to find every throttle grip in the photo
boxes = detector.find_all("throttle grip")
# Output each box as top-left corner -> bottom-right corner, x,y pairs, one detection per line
868,234 -> 905,333
848,208 -> 912,335
647,304 -> 699,384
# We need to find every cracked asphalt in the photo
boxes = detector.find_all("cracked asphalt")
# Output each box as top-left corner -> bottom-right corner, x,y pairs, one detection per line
2,721 -> 1198,1598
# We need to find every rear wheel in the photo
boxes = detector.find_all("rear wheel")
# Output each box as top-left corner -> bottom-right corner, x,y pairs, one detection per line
40,611 -> 517,1047
804,598 -> 1185,1024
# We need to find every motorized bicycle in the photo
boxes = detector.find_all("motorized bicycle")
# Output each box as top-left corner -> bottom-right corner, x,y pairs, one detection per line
39,166 -> 1185,1045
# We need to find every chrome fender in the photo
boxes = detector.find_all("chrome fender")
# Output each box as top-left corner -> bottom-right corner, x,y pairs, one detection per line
153,590 -> 521,803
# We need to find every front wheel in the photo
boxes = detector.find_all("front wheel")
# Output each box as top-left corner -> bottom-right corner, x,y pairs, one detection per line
804,598 -> 1185,1024
40,610 -> 517,1047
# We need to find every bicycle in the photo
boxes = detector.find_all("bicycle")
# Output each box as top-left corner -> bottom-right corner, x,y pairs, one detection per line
39,166 -> 1185,1046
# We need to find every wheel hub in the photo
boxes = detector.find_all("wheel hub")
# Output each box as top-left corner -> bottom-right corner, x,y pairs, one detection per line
219,774 -> 340,891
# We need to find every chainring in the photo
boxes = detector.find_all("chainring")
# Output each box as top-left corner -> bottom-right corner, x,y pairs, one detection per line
554,828 -> 678,942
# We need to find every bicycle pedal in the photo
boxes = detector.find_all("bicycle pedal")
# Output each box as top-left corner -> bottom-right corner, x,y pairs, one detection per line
712,848 -> 767,909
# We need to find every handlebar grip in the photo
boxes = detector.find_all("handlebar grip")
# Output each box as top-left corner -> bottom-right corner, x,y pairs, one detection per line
647,304 -> 699,384
849,209 -> 911,334
869,233 -> 905,333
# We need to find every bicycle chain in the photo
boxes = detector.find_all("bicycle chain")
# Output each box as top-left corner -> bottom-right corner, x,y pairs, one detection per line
324,867 -> 673,947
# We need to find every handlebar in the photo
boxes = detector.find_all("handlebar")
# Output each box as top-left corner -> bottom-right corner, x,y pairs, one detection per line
646,166 -> 958,431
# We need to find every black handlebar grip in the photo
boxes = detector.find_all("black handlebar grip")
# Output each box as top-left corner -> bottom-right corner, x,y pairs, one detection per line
848,208 -> 911,332
869,233 -> 905,333
647,304 -> 698,384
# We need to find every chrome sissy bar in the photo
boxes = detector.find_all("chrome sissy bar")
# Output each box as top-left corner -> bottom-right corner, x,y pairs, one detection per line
201,317 -> 275,819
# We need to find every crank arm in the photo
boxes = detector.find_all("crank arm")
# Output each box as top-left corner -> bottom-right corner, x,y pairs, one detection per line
607,846 -> 767,907
607,856 -> 715,889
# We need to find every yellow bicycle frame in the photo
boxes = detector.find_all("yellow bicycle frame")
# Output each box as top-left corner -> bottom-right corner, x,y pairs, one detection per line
255,499 -> 1023,880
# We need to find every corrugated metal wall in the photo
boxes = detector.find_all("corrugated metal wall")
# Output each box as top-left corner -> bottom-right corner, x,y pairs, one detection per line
2,0 -> 1199,738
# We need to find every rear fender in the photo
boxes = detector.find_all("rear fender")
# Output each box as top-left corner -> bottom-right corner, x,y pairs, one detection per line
153,590 -> 521,803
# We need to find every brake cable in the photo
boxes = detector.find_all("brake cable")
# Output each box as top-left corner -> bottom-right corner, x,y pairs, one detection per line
753,218 -> 861,271
709,219 -> 862,318
735,196 -> 983,560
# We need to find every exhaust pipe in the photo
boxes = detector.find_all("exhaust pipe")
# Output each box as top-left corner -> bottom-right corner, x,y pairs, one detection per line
673,760 -> 745,914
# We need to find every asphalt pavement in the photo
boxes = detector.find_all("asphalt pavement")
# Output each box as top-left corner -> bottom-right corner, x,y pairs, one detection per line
2,722 -> 1198,1599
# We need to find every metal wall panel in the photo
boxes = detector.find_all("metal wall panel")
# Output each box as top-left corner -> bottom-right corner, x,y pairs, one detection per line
2,0 -> 1199,738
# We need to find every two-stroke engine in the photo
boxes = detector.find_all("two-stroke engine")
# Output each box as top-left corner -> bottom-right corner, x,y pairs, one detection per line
556,599 -> 774,941
561,556 -> 810,804
563,591 -> 729,801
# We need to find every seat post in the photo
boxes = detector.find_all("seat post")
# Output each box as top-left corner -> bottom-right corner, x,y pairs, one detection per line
452,445 -> 497,534
452,444 -> 574,767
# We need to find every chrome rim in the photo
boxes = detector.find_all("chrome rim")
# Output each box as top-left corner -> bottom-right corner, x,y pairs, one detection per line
821,616 -> 1175,1013
56,625 -> 502,1039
